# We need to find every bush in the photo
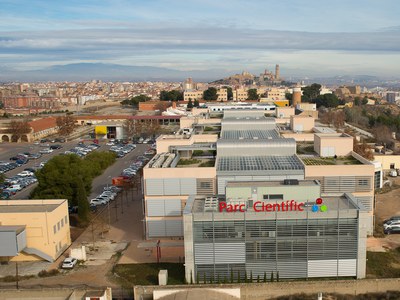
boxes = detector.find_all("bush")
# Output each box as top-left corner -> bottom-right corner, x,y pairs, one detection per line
38,268 -> 60,277
192,150 -> 204,156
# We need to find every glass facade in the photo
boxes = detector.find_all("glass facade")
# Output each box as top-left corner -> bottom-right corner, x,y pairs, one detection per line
192,217 -> 358,281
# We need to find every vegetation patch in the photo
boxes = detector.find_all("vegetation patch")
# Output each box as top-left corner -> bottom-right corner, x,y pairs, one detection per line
366,247 -> 400,278
38,268 -> 60,277
31,151 -> 116,222
177,158 -> 201,165
199,160 -> 215,167
113,263 -> 185,286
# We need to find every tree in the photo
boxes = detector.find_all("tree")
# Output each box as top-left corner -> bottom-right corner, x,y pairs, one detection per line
123,118 -> 136,140
285,92 -> 292,101
362,97 -> 369,105
354,97 -> 361,106
76,178 -> 89,222
333,110 -> 345,129
121,94 -> 151,108
315,94 -> 340,108
8,120 -> 31,142
193,99 -> 200,107
160,90 -> 183,101
247,89 -> 259,100
56,115 -> 76,137
32,152 -> 116,209
301,83 -> 321,102
353,138 -> 374,160
203,87 -> 218,101
223,86 -> 233,100
187,99 -> 193,109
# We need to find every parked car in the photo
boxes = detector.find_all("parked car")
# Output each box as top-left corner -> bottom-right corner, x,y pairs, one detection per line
384,225 -> 400,234
50,144 -> 62,150
90,198 -> 107,206
384,216 -> 400,225
18,171 -> 34,177
39,148 -> 54,154
61,257 -> 78,269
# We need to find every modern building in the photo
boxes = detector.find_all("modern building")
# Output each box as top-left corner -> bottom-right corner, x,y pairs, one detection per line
183,180 -> 368,282
142,108 -> 377,282
0,199 -> 71,262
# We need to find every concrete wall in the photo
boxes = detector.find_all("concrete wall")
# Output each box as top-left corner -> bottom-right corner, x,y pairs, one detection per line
290,115 -> 314,132
314,133 -> 354,157
225,184 -> 320,202
374,154 -> 400,170
281,133 -> 314,142
156,134 -> 218,153
276,107 -> 295,119
134,278 -> 400,300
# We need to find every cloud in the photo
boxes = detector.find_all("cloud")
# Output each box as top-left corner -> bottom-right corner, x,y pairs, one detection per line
0,24 -> 400,77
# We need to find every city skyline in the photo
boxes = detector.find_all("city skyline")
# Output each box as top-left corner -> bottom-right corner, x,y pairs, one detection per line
1,0 -> 400,79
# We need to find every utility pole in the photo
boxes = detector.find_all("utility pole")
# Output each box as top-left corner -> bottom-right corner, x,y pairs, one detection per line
15,260 -> 19,289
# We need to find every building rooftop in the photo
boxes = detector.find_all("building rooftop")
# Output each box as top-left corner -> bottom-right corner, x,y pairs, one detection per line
217,155 -> 304,173
221,129 -> 280,140
300,155 -> 363,166
0,204 -> 60,213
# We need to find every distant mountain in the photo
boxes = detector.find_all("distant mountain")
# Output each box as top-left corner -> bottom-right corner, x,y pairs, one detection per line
0,63 -> 233,82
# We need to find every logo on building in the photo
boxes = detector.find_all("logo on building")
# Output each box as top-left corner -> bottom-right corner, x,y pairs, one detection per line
312,198 -> 327,212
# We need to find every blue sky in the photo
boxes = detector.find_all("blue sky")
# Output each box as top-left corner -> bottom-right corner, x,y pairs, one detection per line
1,0 -> 400,78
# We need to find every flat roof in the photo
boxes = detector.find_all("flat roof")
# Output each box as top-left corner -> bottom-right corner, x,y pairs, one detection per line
217,155 -> 304,172
0,225 -> 25,234
227,180 -> 319,188
221,129 -> 280,140
0,204 -> 59,213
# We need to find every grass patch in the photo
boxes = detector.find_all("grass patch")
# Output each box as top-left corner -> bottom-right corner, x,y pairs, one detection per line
199,160 -> 215,167
113,263 -> 185,286
177,158 -> 201,166
366,247 -> 400,278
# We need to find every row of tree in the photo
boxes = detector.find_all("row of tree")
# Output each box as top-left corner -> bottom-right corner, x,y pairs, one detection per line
121,95 -> 151,108
31,151 -> 116,221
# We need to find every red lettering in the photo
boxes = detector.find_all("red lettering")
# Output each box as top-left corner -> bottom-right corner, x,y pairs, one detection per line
298,203 -> 304,211
253,201 -> 261,212
239,204 -> 245,212
219,202 -> 227,212
265,203 -> 272,212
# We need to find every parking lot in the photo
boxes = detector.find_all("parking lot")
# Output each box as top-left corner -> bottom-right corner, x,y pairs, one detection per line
0,138 -> 153,201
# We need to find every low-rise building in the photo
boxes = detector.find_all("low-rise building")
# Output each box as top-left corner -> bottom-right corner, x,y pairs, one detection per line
0,199 -> 71,262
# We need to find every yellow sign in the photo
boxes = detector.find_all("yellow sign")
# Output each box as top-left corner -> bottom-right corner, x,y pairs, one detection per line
95,125 -> 107,135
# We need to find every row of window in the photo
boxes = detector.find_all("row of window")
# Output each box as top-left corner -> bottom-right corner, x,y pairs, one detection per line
53,215 -> 68,234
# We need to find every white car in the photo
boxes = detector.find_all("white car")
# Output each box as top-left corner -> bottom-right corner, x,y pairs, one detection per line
18,171 -> 34,177
61,257 -> 78,269
90,198 -> 107,205
39,148 -> 53,154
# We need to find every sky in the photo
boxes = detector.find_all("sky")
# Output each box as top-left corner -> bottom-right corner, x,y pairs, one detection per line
1,0 -> 400,79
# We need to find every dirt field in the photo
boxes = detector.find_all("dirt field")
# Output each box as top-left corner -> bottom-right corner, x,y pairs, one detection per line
370,177 -> 400,251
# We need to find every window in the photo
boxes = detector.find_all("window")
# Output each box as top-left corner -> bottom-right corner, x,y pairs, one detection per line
200,182 -> 212,189
263,194 -> 283,200
53,225 -> 57,234
61,218 -> 64,227
65,216 -> 68,224
390,163 -> 395,169
358,179 -> 368,186
57,221 -> 60,231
